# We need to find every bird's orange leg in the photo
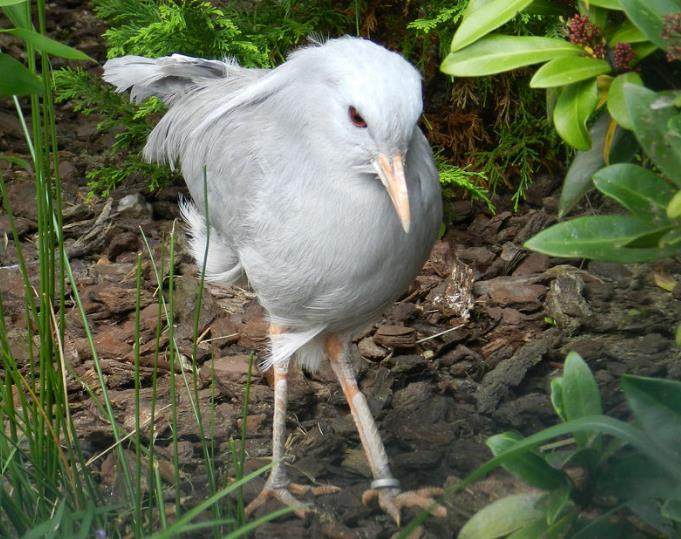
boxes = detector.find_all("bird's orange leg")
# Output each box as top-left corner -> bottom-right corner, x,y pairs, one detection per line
326,333 -> 446,526
245,325 -> 339,519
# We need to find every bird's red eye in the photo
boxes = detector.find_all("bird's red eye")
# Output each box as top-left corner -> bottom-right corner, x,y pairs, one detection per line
349,106 -> 367,128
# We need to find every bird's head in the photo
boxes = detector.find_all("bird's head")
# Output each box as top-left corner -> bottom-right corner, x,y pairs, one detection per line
283,37 -> 424,233
196,37 -> 423,233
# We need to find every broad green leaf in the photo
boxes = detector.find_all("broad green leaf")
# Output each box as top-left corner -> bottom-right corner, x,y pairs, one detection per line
462,0 -> 493,18
609,19 -> 648,44
1,3 -> 29,28
553,78 -> 599,150
542,512 -> 577,538
486,432 -> 568,490
631,41 -> 659,61
0,53 -> 43,96
625,85 -> 681,187
593,163 -> 674,220
544,485 -> 573,524
550,377 -> 567,421
530,57 -> 610,88
588,0 -> 623,9
451,0 -> 534,51
3,29 -> 92,61
0,0 -> 26,5
621,375 -> 681,460
441,35 -> 582,77
607,72 -> 643,129
660,228 -> 681,247
579,2 -> 609,29
506,520 -> 548,539
524,215 -> 678,262
458,493 -> 545,539
525,0 -> 569,16
558,114 -> 618,217
562,352 -> 602,446
662,500 -> 681,522
619,0 -> 681,47
400,414 -> 681,536
667,191 -> 681,219
627,499 -> 676,537
597,452 -> 681,501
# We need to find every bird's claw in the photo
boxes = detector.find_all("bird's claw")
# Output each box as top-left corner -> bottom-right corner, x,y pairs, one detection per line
362,487 -> 447,527
245,482 -> 340,519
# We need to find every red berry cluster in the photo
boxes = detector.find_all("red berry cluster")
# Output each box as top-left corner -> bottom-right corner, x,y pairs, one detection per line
613,42 -> 636,70
566,14 -> 606,58
662,13 -> 681,62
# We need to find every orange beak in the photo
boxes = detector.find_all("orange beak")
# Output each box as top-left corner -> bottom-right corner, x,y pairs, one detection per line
375,153 -> 411,233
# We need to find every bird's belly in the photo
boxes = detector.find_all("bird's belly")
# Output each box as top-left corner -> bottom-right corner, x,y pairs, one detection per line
241,193 -> 437,331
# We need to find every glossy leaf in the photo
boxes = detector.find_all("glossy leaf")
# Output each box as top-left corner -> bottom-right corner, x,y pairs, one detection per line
559,114 -> 611,217
621,375 -> 681,459
667,191 -> 681,219
530,57 -> 610,88
609,19 -> 648,44
597,452 -> 681,501
631,41 -> 659,62
625,85 -> 681,187
607,72 -> 643,129
660,228 -> 681,247
506,520 -> 548,539
402,414 -> 681,535
441,35 -> 582,77
0,0 -> 26,5
627,499 -> 676,537
580,2 -> 609,30
0,53 -> 43,96
462,0 -> 494,18
588,0 -> 623,9
525,0 -> 570,16
561,352 -> 602,446
458,493 -> 545,539
662,500 -> 681,522
3,28 -> 92,60
544,486 -> 573,525
1,3 -> 29,28
550,378 -> 567,421
451,0 -> 533,51
593,164 -> 674,220
486,432 -> 568,490
524,215 -> 678,262
553,79 -> 599,150
619,0 -> 680,47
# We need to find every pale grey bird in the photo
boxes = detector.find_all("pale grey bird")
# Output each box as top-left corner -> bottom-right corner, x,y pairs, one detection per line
103,36 -> 445,525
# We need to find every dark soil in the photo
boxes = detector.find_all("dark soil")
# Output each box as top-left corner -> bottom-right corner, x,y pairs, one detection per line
2,2 -> 681,538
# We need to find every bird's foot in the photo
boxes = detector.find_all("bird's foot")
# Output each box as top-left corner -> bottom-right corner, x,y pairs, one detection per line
245,482 -> 341,519
362,487 -> 447,527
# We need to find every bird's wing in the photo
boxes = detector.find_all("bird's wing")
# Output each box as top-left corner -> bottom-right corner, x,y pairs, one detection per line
102,53 -> 263,104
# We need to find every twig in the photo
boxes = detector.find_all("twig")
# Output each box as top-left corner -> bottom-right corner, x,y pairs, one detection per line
415,324 -> 465,344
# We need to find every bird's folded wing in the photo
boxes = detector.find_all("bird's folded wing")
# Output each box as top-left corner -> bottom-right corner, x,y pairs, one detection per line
103,54 -> 249,104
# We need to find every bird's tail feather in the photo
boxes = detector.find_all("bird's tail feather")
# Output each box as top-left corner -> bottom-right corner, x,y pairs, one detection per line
179,197 -> 244,284
264,325 -> 327,372
102,54 -> 235,104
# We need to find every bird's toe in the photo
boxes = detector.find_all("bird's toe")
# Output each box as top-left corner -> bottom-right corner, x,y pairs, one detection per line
245,486 -> 310,520
245,482 -> 339,520
288,482 -> 341,496
362,486 -> 447,526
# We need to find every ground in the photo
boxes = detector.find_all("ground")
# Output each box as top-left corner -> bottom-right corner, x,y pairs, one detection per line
1,2 -> 681,538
